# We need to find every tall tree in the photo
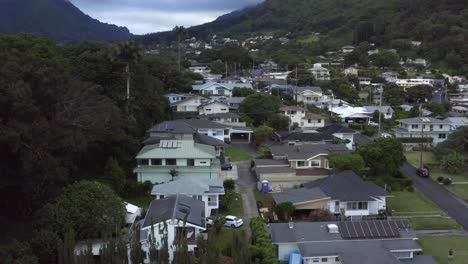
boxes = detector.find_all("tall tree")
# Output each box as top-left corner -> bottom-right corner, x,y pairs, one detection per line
111,41 -> 143,101
130,224 -> 146,264
173,26 -> 187,71
102,157 -> 126,195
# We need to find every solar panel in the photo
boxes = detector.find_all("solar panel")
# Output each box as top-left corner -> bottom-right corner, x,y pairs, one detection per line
338,220 -> 405,240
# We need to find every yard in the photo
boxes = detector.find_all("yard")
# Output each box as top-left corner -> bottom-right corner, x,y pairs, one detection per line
254,189 -> 275,210
224,145 -> 251,161
404,151 -> 437,168
419,236 -> 468,264
220,191 -> 244,216
387,191 -> 461,230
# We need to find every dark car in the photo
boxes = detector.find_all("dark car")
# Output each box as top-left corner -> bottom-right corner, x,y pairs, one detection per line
416,167 -> 430,177
221,163 -> 233,171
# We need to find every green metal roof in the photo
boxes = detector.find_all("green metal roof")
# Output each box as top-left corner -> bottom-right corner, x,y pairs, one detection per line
136,140 -> 216,159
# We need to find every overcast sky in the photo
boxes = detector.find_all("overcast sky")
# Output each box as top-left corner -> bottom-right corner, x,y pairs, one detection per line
69,0 -> 264,35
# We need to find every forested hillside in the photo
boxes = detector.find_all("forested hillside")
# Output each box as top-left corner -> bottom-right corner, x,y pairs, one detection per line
140,0 -> 468,74
0,35 -> 199,259
0,0 -> 132,42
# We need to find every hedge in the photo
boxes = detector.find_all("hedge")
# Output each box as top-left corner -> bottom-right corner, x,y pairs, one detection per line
398,137 -> 433,143
250,217 -> 280,264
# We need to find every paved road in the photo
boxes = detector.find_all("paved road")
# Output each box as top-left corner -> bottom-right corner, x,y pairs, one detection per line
401,161 -> 468,231
235,160 -> 259,239
431,89 -> 446,104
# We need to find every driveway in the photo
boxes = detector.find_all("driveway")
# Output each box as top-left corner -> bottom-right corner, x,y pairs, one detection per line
401,161 -> 468,231
235,160 -> 259,239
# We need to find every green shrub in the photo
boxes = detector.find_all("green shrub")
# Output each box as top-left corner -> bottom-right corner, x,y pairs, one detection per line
250,217 -> 280,264
437,176 -> 444,183
275,202 -> 295,222
443,178 -> 453,186
406,186 -> 415,192
223,179 -> 235,191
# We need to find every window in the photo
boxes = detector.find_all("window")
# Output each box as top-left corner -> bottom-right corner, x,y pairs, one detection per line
221,108 -> 227,111
160,195 -> 164,199
438,134 -> 446,139
346,202 -> 368,210
310,160 -> 321,167
335,257 -> 340,262
312,259 -> 319,263
187,159 -> 195,166
166,159 -> 176,165
200,161 -> 207,164
138,159 -> 149,166
411,124 -> 418,129
205,108 -> 212,111
151,159 -> 162,166
297,161 -> 306,167
321,258 -> 328,262
318,119 -> 322,123
439,125 -> 443,129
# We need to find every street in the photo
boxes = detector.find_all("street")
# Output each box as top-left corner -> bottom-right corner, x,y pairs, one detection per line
401,161 -> 468,231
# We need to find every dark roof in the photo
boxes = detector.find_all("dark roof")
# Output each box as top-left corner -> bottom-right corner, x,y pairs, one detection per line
274,131 -> 335,142
179,119 -> 229,129
273,188 -> 327,204
194,133 -> 225,146
143,194 -> 205,228
143,136 -> 176,145
400,255 -> 437,264
199,112 -> 240,119
148,121 -> 195,134
253,159 -> 289,166
317,124 -> 355,134
353,133 -> 375,146
255,166 -> 296,174
270,143 -> 349,160
303,171 -> 389,201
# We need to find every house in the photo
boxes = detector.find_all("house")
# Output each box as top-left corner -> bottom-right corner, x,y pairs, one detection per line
457,84 -> 468,92
363,106 -> 394,119
192,82 -> 252,97
343,67 -> 358,76
310,63 -> 331,81
210,96 -> 245,110
393,117 -> 452,144
198,101 -> 230,115
171,95 -> 207,113
445,117 -> 468,131
137,195 -> 206,261
189,66 -> 210,75
165,93 -> 194,104
396,78 -> 435,89
342,45 -> 355,53
200,112 -> 246,127
270,143 -> 349,169
273,131 -> 335,145
380,72 -> 399,83
151,178 -> 224,217
279,106 -> 325,130
316,124 -> 357,150
329,105 -> 372,124
182,119 -> 253,143
272,171 -> 389,218
125,203 -> 142,225
293,86 -> 329,106
269,220 -> 436,264
359,77 -> 372,86
134,139 -> 220,184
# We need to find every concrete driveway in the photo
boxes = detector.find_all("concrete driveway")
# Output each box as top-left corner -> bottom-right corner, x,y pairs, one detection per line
401,161 -> 468,231
235,160 -> 259,239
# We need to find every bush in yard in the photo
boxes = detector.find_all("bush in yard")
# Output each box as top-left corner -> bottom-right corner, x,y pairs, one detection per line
250,217 -> 280,264
440,152 -> 465,174
213,215 -> 226,235
443,178 -> 453,186
223,179 -> 235,191
437,176 -> 444,183
309,209 -> 333,222
275,202 -> 296,222
407,186 -> 415,192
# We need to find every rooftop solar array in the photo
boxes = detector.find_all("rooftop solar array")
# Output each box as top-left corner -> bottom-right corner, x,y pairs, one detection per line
338,220 -> 410,239
160,140 -> 180,148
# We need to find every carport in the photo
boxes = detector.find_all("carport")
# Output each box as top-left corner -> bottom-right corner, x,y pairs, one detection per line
230,127 -> 253,143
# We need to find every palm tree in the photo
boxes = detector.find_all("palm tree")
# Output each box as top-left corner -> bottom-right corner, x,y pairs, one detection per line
110,41 -> 143,101
173,26 -> 187,71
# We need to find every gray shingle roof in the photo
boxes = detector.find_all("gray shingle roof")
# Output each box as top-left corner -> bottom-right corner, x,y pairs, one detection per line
274,131 -> 335,142
253,159 -> 289,166
294,86 -> 323,94
148,121 -> 195,134
271,143 -> 349,160
151,178 -> 224,196
273,188 -> 327,204
398,117 -> 451,124
353,133 -> 375,146
143,194 -> 205,228
303,171 -> 389,201
316,124 -> 356,134
255,166 -> 296,174
179,119 -> 229,129
194,133 -> 225,146
400,255 -> 437,264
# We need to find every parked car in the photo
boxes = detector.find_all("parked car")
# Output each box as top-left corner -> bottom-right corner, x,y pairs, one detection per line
368,121 -> 379,126
416,167 -> 430,177
221,163 -> 233,171
224,215 -> 243,228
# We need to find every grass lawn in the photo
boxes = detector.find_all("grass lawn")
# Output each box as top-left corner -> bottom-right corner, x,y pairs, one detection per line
220,191 -> 244,216
254,189 -> 275,210
224,145 -> 251,161
387,191 -> 461,230
126,195 -> 154,209
431,169 -> 468,183
448,185 -> 468,200
404,151 -> 437,167
419,236 -> 468,264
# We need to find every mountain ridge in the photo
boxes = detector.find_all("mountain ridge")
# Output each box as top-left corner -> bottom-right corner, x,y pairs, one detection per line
0,0 -> 132,43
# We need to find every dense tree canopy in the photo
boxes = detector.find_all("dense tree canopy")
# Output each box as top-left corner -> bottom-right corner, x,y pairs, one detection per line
358,138 -> 405,176
240,93 -> 281,126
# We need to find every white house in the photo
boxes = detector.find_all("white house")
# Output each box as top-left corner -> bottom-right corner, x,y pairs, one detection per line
310,63 -> 330,81
272,171 -> 389,217
329,105 -> 372,124
293,86 -> 329,106
165,93 -> 193,104
393,117 -> 452,144
396,78 -> 435,89
341,45 -> 355,53
343,67 -> 358,76
151,178 -> 224,217
445,117 -> 468,131
380,72 -> 399,83
137,195 -> 206,262
317,124 -> 357,150
200,112 -> 247,127
363,106 -> 394,120
198,101 -> 230,115
189,66 -> 210,75
280,105 -> 326,130
192,82 -> 252,97
171,95 -> 207,112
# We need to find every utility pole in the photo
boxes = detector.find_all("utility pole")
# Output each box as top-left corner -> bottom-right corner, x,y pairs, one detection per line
295,66 -> 298,105
378,87 -> 383,137
419,102 -> 424,169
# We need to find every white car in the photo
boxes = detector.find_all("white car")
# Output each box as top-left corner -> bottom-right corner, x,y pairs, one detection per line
224,215 -> 243,228
368,121 -> 379,126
